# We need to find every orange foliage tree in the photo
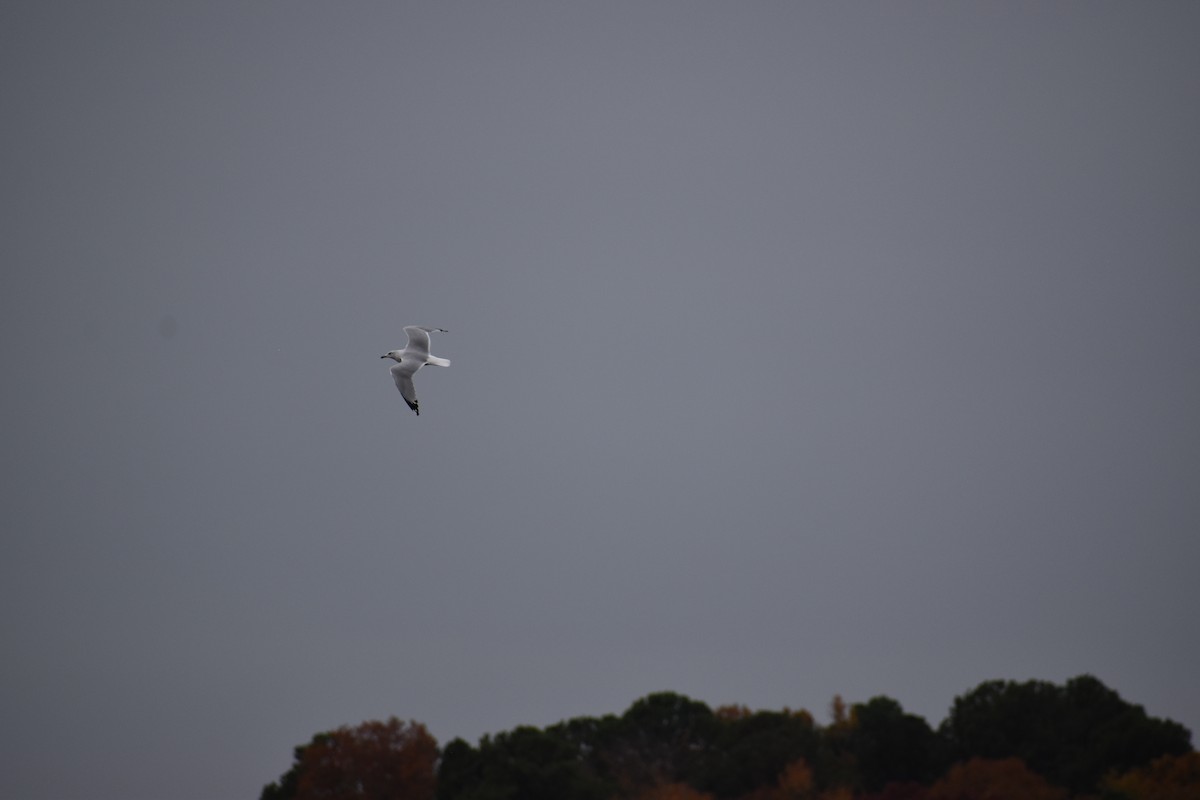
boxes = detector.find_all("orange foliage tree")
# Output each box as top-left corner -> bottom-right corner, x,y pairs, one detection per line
633,782 -> 715,800
777,759 -> 815,798
262,717 -> 438,800
1101,751 -> 1200,800
926,757 -> 1066,800
738,758 -> 817,800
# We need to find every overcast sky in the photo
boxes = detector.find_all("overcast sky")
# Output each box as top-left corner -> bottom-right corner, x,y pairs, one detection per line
3,3 -> 1199,799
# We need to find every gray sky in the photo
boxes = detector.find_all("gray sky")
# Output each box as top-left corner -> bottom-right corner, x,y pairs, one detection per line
3,3 -> 1199,798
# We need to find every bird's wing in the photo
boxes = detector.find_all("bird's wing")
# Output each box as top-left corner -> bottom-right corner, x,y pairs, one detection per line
402,326 -> 446,357
390,361 -> 421,415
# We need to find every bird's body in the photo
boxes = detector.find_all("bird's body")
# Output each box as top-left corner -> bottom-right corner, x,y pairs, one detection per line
381,326 -> 450,415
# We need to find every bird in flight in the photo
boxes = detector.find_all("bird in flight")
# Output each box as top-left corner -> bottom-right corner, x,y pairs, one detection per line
381,326 -> 450,415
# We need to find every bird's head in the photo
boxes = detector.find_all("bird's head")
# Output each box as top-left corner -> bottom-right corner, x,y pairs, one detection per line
381,350 -> 403,362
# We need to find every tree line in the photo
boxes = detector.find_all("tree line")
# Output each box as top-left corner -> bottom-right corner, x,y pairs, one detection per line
260,674 -> 1196,800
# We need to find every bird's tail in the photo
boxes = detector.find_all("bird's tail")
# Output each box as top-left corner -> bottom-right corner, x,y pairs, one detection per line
427,356 -> 451,367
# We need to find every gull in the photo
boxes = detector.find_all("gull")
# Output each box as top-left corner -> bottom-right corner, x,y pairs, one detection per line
381,326 -> 450,415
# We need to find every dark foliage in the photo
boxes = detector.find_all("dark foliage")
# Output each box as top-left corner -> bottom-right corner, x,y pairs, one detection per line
940,674 -> 1192,794
265,676 -> 1193,800
261,717 -> 437,800
849,696 -> 948,791
701,707 -> 820,797
436,725 -> 611,800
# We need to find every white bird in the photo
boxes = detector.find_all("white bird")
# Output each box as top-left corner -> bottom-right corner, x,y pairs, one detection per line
381,326 -> 450,415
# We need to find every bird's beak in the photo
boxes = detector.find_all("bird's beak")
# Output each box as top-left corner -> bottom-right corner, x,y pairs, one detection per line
380,355 -> 388,359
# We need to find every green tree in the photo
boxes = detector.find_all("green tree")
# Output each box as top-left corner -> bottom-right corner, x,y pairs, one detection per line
702,708 -> 820,798
435,738 -> 489,800
848,696 -> 946,791
939,674 -> 1192,794
437,696 -> 724,800
435,725 -> 612,800
607,692 -> 720,792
